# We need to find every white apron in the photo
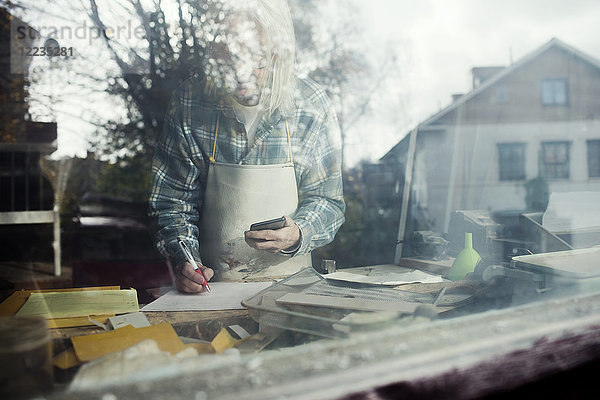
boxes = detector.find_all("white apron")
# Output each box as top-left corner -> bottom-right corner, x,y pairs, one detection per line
198,116 -> 312,281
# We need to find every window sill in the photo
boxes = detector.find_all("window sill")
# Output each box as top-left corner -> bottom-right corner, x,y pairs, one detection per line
65,290 -> 600,399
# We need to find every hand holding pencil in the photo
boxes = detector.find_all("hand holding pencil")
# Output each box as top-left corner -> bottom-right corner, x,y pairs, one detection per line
175,237 -> 213,293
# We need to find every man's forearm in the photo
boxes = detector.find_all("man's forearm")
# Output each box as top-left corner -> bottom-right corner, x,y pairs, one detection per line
151,208 -> 201,268
292,195 -> 345,255
149,88 -> 204,268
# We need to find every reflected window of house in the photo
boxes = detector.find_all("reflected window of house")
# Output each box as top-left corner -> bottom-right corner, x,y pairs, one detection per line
494,84 -> 508,104
497,142 -> 526,181
588,139 -> 600,178
541,141 -> 570,179
541,78 -> 568,105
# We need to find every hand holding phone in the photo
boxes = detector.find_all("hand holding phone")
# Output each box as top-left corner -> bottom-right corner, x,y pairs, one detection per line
249,216 -> 286,231
245,216 -> 300,253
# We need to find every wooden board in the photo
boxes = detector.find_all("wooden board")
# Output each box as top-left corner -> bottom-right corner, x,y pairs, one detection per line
276,293 -> 421,314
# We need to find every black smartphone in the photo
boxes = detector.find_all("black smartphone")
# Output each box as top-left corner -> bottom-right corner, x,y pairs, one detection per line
250,216 -> 286,231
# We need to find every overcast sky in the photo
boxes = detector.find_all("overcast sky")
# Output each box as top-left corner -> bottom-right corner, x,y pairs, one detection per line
30,0 -> 600,163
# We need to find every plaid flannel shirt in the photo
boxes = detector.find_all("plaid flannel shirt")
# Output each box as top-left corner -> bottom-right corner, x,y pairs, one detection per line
149,75 -> 345,269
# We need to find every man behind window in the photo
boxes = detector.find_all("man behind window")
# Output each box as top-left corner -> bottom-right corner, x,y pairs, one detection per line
149,0 -> 345,293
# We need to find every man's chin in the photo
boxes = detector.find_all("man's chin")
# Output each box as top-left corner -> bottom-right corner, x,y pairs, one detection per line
232,93 -> 260,107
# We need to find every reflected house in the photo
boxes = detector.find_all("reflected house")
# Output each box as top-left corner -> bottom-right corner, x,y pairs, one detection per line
383,38 -> 600,255
0,8 -> 60,274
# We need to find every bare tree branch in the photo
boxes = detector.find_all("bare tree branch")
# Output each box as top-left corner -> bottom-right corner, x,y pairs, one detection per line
88,0 -> 128,71
345,54 -> 397,132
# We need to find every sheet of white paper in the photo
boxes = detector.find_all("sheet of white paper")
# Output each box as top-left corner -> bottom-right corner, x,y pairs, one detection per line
140,282 -> 273,312
324,270 -> 443,286
543,191 -> 600,233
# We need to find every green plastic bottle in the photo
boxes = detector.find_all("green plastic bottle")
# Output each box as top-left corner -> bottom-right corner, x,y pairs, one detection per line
448,232 -> 481,281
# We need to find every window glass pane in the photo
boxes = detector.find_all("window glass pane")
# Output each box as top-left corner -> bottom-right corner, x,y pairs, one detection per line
5,1 -> 600,398
494,84 -> 508,104
541,141 -> 570,179
498,143 -> 526,180
588,140 -> 600,178
554,80 -> 567,104
541,78 -> 568,105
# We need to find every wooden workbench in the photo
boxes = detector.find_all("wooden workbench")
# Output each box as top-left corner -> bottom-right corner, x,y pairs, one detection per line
49,259 -> 458,343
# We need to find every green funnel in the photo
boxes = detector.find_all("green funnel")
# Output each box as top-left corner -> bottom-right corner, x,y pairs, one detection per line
448,232 -> 481,281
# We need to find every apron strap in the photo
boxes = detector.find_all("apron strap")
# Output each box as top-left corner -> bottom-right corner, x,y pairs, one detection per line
210,113 -> 220,163
210,112 -> 294,163
285,120 -> 294,164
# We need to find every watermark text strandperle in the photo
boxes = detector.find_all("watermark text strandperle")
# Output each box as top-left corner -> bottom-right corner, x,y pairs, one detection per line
14,20 -> 146,46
